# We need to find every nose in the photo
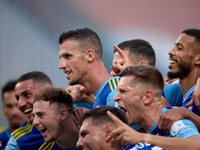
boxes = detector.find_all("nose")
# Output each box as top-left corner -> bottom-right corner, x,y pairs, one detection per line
58,58 -> 66,69
12,105 -> 21,115
32,115 -> 39,126
168,47 -> 176,56
76,137 -> 83,149
114,91 -> 121,102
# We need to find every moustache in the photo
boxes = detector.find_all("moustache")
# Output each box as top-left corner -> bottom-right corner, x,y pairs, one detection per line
169,55 -> 177,62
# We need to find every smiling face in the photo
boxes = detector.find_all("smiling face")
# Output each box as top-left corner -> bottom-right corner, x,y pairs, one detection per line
3,90 -> 27,131
76,117 -> 106,150
15,79 -> 39,124
58,40 -> 88,86
167,33 -> 196,79
114,76 -> 143,125
32,100 -> 61,143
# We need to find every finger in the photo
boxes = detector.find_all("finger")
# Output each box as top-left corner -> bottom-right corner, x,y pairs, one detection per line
113,45 -> 127,59
165,121 -> 174,135
156,115 -> 165,130
192,95 -> 200,111
186,97 -> 194,107
66,86 -> 72,94
112,128 -> 125,139
107,111 -> 124,127
73,117 -> 80,129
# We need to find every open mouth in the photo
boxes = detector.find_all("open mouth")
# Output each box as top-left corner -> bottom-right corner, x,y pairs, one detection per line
24,108 -> 33,115
38,127 -> 47,134
169,60 -> 177,64
118,106 -> 127,114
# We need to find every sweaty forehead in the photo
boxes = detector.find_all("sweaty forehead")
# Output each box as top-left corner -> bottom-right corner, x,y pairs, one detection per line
176,33 -> 195,46
15,79 -> 36,94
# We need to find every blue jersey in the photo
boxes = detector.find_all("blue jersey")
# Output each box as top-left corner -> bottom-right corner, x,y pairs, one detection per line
74,101 -> 93,110
6,121 -> 44,150
148,107 -> 200,138
93,77 -> 120,108
163,81 -> 200,116
162,80 -> 182,106
123,143 -> 165,150
39,141 -> 78,150
0,128 -> 10,150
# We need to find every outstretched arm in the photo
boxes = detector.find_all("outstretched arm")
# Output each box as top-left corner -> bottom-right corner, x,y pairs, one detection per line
107,111 -> 200,150
156,107 -> 200,134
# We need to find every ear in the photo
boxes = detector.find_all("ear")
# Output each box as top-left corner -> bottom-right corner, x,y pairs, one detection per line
59,108 -> 68,121
85,49 -> 95,62
142,90 -> 154,105
105,125 -> 113,142
138,61 -> 148,65
194,54 -> 200,68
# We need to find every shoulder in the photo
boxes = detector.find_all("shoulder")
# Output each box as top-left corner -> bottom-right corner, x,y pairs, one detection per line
170,119 -> 200,138
123,143 -> 165,150
11,121 -> 33,141
39,141 -> 56,150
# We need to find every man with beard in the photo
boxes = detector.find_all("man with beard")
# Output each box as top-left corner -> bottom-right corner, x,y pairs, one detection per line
0,80 -> 26,150
157,28 -> 200,133
6,71 -> 53,150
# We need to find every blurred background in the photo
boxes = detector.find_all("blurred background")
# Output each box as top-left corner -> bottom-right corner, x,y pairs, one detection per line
0,0 -> 199,127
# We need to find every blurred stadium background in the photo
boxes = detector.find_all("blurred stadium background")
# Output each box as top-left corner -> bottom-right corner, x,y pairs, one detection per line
0,0 -> 199,127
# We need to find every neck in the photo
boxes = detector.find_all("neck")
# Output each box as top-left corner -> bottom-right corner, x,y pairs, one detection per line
83,63 -> 113,94
179,68 -> 199,96
10,127 -> 18,133
56,119 -> 79,148
140,103 -> 163,132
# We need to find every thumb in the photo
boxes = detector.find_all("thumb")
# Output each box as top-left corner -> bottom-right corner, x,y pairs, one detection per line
186,98 -> 194,107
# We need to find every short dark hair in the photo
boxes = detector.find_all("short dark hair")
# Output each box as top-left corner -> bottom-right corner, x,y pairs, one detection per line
17,71 -> 53,86
1,80 -> 17,101
182,28 -> 200,53
59,28 -> 103,61
114,39 -> 156,66
119,65 -> 164,98
80,106 -> 129,127
34,87 -> 74,114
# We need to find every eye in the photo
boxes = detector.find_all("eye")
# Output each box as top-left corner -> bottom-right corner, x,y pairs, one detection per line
24,92 -> 32,98
64,54 -> 72,59
119,89 -> 126,94
81,131 -> 88,138
6,104 -> 12,109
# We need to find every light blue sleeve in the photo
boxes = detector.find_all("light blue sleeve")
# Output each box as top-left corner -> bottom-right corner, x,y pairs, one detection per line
169,119 -> 200,138
106,89 -> 117,107
74,101 -> 93,110
162,80 -> 183,106
5,134 -> 21,150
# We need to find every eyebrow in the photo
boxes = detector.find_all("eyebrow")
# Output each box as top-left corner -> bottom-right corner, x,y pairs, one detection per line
175,43 -> 184,47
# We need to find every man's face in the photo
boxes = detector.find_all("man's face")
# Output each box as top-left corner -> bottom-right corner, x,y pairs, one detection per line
32,100 -> 61,143
59,40 -> 88,85
114,76 -> 143,125
168,33 -> 195,79
3,90 -> 27,130
15,79 -> 38,123
76,118 -> 105,150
